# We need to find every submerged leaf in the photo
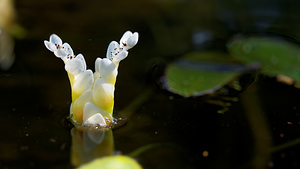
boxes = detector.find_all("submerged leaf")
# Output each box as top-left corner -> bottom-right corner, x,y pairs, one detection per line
228,36 -> 300,82
164,52 -> 244,97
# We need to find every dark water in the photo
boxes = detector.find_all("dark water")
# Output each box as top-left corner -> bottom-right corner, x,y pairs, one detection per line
1,0 -> 300,168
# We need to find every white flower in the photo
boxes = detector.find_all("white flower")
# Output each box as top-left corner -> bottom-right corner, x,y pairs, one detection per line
120,31 -> 139,50
106,41 -> 128,63
106,31 -> 139,64
65,54 -> 87,77
44,34 -> 75,63
44,31 -> 139,127
94,58 -> 118,84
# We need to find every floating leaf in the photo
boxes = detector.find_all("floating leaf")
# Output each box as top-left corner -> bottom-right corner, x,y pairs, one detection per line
164,52 -> 245,97
78,155 -> 142,169
228,37 -> 300,82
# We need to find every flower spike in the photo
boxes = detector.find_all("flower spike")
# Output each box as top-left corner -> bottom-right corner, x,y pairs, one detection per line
44,31 -> 139,128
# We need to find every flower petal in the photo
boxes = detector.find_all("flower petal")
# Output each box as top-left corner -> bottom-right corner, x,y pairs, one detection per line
72,89 -> 92,123
94,58 -> 101,80
72,70 -> 94,101
65,54 -> 87,76
65,59 -> 84,75
54,48 -> 67,58
62,42 -> 74,56
120,31 -> 132,47
84,113 -> 106,126
49,34 -> 62,47
92,78 -> 115,113
83,102 -> 112,124
98,58 -> 118,84
120,31 -> 139,50
44,40 -> 56,52
106,41 -> 119,60
112,50 -> 128,62
127,32 -> 139,48
75,54 -> 87,70
95,57 -> 102,73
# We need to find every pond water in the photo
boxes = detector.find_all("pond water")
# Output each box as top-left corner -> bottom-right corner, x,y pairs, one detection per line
1,0 -> 300,169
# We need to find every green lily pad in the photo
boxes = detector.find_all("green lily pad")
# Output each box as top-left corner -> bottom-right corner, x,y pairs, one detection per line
228,37 -> 300,81
164,52 -> 244,97
78,155 -> 142,169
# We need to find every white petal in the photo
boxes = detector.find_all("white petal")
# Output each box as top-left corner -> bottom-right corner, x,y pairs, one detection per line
83,102 -> 112,123
62,42 -> 74,56
120,31 -> 133,46
65,59 -> 84,75
49,34 -> 62,46
106,41 -> 119,60
113,50 -> 128,62
75,54 -> 87,70
72,89 -> 92,120
54,49 -> 67,58
65,54 -> 87,76
93,78 -> 115,97
84,113 -> 106,126
120,31 -> 139,50
95,57 -> 102,73
44,40 -> 56,52
99,58 -> 118,84
127,32 -> 139,48
92,78 -> 114,112
72,70 -> 94,97
83,102 -> 101,122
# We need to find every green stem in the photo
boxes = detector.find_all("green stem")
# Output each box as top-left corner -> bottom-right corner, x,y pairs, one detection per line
120,87 -> 153,118
241,84 -> 272,169
128,143 -> 181,158
269,138 -> 300,153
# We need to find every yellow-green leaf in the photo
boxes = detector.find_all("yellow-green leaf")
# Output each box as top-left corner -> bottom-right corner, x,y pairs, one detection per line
78,155 -> 142,169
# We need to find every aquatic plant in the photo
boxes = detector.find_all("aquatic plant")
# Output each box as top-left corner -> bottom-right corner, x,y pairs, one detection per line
44,31 -> 139,127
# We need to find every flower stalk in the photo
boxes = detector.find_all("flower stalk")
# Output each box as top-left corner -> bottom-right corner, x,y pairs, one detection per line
44,31 -> 139,127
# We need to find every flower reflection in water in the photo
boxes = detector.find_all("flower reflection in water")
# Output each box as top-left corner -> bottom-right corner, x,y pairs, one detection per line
71,128 -> 142,169
71,128 -> 114,166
